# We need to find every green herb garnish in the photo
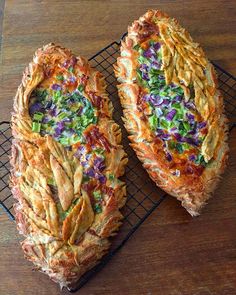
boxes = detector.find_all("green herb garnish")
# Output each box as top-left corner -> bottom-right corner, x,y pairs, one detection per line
149,114 -> 158,130
56,75 -> 64,81
175,143 -> 183,154
32,122 -> 41,133
93,203 -> 102,214
77,84 -> 84,93
68,66 -> 74,73
93,191 -> 102,200
33,112 -> 44,121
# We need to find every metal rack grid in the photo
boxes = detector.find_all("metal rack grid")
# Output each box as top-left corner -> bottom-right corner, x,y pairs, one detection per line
0,36 -> 236,292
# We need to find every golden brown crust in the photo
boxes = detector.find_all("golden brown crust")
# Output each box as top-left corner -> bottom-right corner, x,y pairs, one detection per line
115,10 -> 228,216
11,44 -> 127,287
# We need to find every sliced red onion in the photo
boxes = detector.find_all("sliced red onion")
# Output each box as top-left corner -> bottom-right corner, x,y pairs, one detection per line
156,128 -> 164,135
57,121 -> 65,129
29,102 -> 43,115
188,154 -> 196,161
174,95 -> 183,102
186,166 -> 194,174
142,72 -> 149,81
51,83 -> 61,91
94,157 -> 105,171
49,106 -> 59,116
98,175 -> 106,184
71,56 -> 77,66
174,133 -> 182,141
81,161 -> 87,167
198,122 -> 207,129
69,76 -> 76,83
140,63 -> 149,71
74,145 -> 86,158
166,109 -> 177,121
143,47 -> 155,58
188,129 -> 197,135
186,113 -> 195,121
169,83 -> 176,89
166,152 -> 172,162
54,128 -> 62,137
65,129 -> 74,136
157,132 -> 170,141
170,127 -> 177,132
54,121 -> 65,136
63,117 -> 71,122
42,116 -> 49,123
172,169 -> 180,177
45,100 -> 52,109
150,95 -> 163,106
158,75 -> 165,80
153,42 -> 161,51
151,60 -> 161,70
142,94 -> 150,101
63,60 -> 70,68
162,99 -> 170,106
86,168 -> 95,178
185,101 -> 195,110
85,153 -> 92,161
185,137 -> 199,146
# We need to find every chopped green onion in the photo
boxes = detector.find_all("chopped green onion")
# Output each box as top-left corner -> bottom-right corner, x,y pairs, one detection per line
183,122 -> 191,131
32,122 -> 41,133
133,44 -> 140,51
33,112 -> 44,121
195,154 -> 207,166
108,174 -> 115,181
82,175 -> 90,182
59,137 -> 70,146
93,191 -> 102,200
56,75 -> 64,81
35,89 -> 48,99
71,134 -> 82,144
68,66 -> 74,73
52,90 -> 61,101
168,141 -> 176,149
77,84 -> 84,93
149,115 -> 158,130
182,143 -> 190,150
58,112 -> 67,120
160,119 -> 169,130
93,203 -> 102,214
149,40 -> 155,45
138,55 -> 150,65
175,143 -> 183,154
172,103 -> 181,110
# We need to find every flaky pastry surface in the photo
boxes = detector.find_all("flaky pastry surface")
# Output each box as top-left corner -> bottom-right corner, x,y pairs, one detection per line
115,10 -> 228,216
11,44 -> 127,287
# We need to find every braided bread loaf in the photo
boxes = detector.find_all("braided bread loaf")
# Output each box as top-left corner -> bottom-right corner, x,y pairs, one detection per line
115,10 -> 228,216
11,44 -> 127,287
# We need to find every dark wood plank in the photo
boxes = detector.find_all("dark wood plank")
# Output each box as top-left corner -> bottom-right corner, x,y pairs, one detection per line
0,1 -> 235,294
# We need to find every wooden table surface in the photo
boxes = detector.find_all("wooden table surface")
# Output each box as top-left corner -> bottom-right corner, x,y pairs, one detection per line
0,1 -> 236,294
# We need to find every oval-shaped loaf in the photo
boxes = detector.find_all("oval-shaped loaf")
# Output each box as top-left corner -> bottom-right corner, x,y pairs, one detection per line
115,10 -> 228,216
11,44 -> 127,287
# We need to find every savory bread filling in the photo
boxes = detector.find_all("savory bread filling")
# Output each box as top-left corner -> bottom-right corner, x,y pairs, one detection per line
134,39 -> 209,171
28,58 -> 115,217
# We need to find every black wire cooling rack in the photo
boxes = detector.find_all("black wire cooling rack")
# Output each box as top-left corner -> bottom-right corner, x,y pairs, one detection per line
0,35 -> 236,292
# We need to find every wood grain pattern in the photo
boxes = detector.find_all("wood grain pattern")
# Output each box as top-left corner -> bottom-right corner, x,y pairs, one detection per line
0,1 -> 236,294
